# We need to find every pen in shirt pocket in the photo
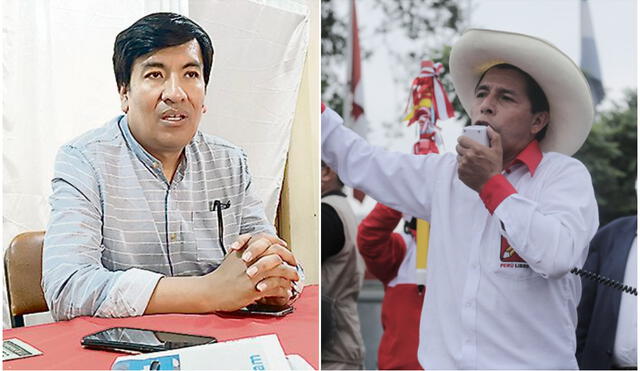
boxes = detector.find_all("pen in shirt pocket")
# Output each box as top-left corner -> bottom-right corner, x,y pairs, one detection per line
209,200 -> 231,255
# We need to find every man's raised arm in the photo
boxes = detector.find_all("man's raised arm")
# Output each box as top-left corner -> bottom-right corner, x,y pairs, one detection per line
321,106 -> 441,221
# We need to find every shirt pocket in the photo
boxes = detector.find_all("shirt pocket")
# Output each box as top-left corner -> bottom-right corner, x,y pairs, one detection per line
492,236 -> 538,281
192,209 -> 244,264
189,210 -> 222,263
493,261 -> 539,282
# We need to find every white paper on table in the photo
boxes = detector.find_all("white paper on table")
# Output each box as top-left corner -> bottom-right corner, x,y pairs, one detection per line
111,334 -> 292,370
3,338 -> 43,361
286,354 -> 314,370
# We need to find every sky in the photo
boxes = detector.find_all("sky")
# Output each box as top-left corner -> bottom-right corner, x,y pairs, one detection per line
332,0 -> 637,216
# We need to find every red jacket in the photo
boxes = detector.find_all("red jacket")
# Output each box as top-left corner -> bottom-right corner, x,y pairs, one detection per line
357,202 -> 424,370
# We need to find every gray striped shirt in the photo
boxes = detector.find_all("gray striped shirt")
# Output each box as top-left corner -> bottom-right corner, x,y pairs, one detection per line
42,115 -> 275,320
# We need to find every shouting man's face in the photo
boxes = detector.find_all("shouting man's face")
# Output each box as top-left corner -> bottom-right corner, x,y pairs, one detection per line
471,67 -> 549,162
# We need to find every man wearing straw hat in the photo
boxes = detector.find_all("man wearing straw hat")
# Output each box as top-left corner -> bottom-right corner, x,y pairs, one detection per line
321,29 -> 598,369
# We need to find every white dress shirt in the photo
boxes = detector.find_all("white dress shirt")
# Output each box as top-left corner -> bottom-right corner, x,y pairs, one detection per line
321,107 -> 599,369
613,237 -> 637,367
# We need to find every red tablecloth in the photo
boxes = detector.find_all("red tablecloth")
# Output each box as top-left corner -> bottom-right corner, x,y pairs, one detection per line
3,285 -> 318,370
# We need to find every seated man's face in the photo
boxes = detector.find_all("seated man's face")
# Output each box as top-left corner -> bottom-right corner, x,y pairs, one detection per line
121,39 -> 206,156
471,67 -> 547,160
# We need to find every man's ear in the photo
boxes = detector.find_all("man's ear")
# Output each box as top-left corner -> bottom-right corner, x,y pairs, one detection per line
320,166 -> 331,182
531,111 -> 550,136
119,85 -> 129,113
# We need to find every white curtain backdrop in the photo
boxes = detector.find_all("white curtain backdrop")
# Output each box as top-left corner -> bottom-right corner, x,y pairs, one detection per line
2,0 -> 309,328
190,0 -> 309,224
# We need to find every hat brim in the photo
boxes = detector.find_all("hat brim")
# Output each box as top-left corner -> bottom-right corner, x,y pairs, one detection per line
450,29 -> 594,156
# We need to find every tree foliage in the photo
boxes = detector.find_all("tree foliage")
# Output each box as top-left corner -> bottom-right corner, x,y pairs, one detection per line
574,90 -> 637,226
321,0 -> 347,110
372,0 -> 462,38
321,0 -> 464,116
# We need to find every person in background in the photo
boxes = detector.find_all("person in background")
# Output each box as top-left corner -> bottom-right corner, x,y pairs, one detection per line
321,157 -> 365,370
321,295 -> 336,348
357,202 -> 423,370
576,215 -> 637,370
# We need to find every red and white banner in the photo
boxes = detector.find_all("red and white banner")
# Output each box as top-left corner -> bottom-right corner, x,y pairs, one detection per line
344,0 -> 367,132
345,0 -> 368,202
404,60 -> 455,156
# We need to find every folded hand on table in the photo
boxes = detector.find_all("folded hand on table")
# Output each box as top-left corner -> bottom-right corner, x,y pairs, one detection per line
145,233 -> 300,315
199,248 -> 299,312
230,233 -> 300,307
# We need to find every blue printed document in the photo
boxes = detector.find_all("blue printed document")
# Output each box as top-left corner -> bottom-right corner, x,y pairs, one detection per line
111,334 -> 304,370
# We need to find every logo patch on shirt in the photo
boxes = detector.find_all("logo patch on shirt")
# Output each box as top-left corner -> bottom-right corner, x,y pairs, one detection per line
499,237 -> 529,268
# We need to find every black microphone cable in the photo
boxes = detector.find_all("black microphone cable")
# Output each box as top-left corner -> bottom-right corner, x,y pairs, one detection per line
570,267 -> 637,296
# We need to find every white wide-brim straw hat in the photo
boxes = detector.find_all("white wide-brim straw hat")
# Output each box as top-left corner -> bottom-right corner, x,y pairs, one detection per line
450,29 -> 594,156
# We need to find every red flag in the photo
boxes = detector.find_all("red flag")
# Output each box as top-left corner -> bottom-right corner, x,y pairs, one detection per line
349,0 -> 364,123
345,0 -> 367,202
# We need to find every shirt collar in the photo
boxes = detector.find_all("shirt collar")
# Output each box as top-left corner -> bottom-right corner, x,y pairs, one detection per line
507,140 -> 542,176
117,115 -> 192,183
118,115 -> 158,170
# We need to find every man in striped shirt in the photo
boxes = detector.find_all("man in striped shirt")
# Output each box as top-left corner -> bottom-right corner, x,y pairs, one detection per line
42,12 -> 300,320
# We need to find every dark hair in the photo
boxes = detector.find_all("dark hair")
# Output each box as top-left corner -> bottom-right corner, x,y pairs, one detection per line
113,12 -> 214,90
478,63 -> 550,141
321,161 -> 344,187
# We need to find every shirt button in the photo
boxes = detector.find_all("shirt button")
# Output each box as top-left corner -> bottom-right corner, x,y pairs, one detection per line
152,162 -> 160,169
466,301 -> 472,308
170,233 -> 177,241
